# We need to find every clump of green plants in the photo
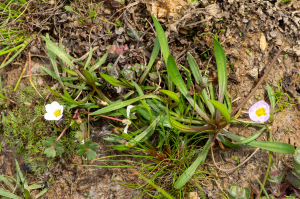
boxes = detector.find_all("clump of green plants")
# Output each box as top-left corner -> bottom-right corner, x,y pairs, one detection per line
0,1 -> 36,69
39,13 -> 295,198
273,79 -> 295,113
0,159 -> 52,198
1,84 -> 79,175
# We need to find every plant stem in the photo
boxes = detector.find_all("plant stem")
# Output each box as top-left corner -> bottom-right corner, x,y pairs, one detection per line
258,124 -> 273,197
230,44 -> 285,117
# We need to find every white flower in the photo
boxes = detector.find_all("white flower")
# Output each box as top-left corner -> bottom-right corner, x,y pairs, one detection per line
44,101 -> 64,121
122,105 -> 134,134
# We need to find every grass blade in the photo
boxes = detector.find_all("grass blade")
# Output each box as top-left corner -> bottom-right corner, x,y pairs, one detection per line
0,189 -> 22,199
84,47 -> 93,70
266,83 -> 275,114
167,55 -> 210,122
225,130 -> 294,154
174,138 -> 212,189
237,127 -> 266,144
89,51 -> 108,72
209,99 -> 230,124
138,37 -> 159,85
151,15 -> 173,91
89,94 -> 166,115
213,38 -> 227,123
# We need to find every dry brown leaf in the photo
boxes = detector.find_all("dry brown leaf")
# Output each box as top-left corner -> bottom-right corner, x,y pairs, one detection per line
260,32 -> 268,52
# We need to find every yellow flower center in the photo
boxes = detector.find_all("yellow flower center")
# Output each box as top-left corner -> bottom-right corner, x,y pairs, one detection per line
53,109 -> 61,117
255,107 -> 266,117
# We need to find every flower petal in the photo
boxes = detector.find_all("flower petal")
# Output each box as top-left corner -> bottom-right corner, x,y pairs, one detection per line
44,112 -> 55,120
126,105 -> 134,118
54,114 -> 63,121
249,100 -> 270,122
124,125 -> 129,134
45,104 -> 52,113
51,101 -> 61,110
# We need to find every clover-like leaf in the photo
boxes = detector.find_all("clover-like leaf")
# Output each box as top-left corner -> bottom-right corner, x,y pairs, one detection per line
44,147 -> 56,158
87,149 -> 97,161
75,131 -> 84,142
77,148 -> 86,156
89,142 -> 98,150
84,140 -> 92,148
54,141 -> 64,155
42,137 -> 54,147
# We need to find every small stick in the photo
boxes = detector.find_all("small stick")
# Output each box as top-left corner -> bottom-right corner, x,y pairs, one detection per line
0,52 -> 12,66
14,61 -> 28,91
29,52 -> 44,99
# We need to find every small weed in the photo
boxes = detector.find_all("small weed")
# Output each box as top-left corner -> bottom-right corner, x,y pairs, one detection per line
273,79 -> 295,113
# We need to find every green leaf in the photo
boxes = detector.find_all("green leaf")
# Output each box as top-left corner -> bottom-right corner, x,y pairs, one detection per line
213,38 -> 227,103
103,136 -> 122,142
111,145 -> 130,150
43,34 -> 74,69
159,90 -> 180,107
128,113 -> 165,147
42,137 -> 54,147
84,47 -> 93,70
84,139 -> 92,148
34,178 -> 53,199
0,189 -> 22,199
151,16 -> 169,65
167,55 -> 210,122
0,175 -> 14,192
44,147 -> 56,158
89,94 -> 166,115
209,99 -> 231,123
169,116 -> 213,133
266,83 -> 276,114
187,53 -> 201,85
237,127 -> 266,144
138,37 -> 160,85
100,73 -> 131,88
151,15 -> 172,90
77,148 -> 86,156
87,149 -> 97,161
174,138 -> 212,189
225,131 -> 295,154
89,142 -> 98,150
89,51 -> 108,72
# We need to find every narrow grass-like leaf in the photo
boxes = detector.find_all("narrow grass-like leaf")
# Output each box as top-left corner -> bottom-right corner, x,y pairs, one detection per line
140,100 -> 153,123
213,38 -> 227,102
43,34 -> 74,69
266,83 -> 275,114
169,116 -> 213,133
209,99 -> 231,123
0,175 -> 14,192
100,73 -> 131,88
225,130 -> 294,154
89,51 -> 108,72
174,138 -> 212,189
237,127 -> 266,144
187,53 -> 201,85
34,178 -> 53,199
132,81 -> 144,96
0,189 -> 22,199
213,38 -> 227,123
84,47 -> 93,70
89,95 -> 166,115
151,15 -> 173,90
138,37 -> 159,85
62,67 -> 78,76
167,55 -> 210,122
128,113 -> 164,147
151,16 -> 169,65
159,90 -> 180,107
